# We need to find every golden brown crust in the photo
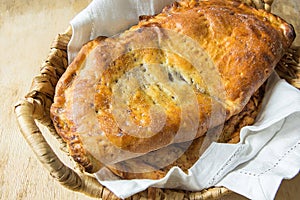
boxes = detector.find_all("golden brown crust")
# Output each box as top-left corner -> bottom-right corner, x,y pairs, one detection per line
109,84 -> 266,179
136,0 -> 294,110
51,0 -> 295,174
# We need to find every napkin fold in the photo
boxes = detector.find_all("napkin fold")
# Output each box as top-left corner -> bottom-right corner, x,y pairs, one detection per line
68,0 -> 174,63
68,0 -> 300,199
216,75 -> 300,200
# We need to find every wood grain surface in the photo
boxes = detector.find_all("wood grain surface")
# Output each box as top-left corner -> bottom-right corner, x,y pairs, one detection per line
0,0 -> 299,199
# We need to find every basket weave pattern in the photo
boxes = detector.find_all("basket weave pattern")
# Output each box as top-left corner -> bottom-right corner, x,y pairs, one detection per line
14,0 -> 300,199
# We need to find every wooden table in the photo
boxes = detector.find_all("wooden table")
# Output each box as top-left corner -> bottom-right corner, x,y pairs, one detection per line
1,0 -> 299,199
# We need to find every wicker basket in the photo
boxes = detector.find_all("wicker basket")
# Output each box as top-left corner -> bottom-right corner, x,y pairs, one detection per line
14,0 -> 300,199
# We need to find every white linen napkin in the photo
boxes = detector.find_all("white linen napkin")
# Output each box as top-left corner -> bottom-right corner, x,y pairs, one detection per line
68,0 -> 300,199
68,0 -> 174,63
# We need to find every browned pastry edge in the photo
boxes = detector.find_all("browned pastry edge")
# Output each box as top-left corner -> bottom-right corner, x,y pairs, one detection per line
51,37 -> 107,172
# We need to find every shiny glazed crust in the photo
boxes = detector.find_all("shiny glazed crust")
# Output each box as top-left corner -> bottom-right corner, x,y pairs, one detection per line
50,0 -> 295,174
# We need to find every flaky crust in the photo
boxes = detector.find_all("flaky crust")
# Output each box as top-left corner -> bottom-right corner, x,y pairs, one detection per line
51,0 -> 295,173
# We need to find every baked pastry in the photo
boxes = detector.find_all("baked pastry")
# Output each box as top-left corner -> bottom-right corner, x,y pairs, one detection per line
51,0 -> 295,176
107,84 -> 266,179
